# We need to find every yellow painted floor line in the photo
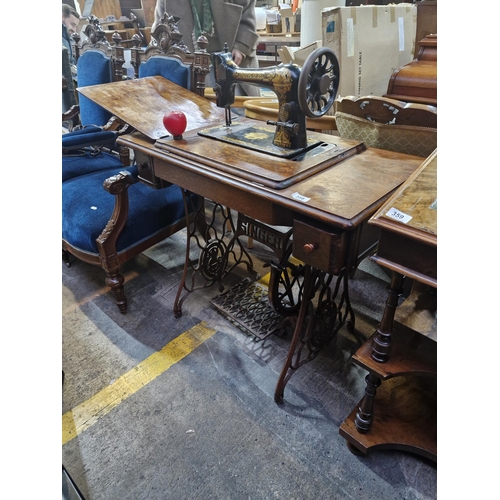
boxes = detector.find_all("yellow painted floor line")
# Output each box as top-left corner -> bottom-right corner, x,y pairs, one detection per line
62,321 -> 216,445
257,256 -> 303,287
258,272 -> 271,287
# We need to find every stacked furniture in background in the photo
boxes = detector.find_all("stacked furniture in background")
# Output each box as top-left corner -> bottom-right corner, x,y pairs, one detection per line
334,95 -> 437,158
384,34 -> 437,107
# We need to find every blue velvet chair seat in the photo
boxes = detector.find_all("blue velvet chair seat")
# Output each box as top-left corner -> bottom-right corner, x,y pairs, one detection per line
62,166 -> 187,255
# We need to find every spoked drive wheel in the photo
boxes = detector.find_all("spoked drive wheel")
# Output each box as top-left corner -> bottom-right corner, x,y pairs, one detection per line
267,245 -> 306,316
298,47 -> 340,118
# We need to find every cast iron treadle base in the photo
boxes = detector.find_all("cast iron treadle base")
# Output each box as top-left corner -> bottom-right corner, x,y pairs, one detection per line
210,278 -> 290,341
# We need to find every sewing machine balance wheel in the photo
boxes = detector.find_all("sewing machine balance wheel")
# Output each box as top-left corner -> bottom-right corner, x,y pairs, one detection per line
298,47 -> 340,118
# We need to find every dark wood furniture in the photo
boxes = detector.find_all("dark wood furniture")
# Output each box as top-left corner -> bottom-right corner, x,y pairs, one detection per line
79,75 -> 424,399
415,1 -> 437,55
334,95 -> 437,158
335,95 -> 437,129
339,149 -> 437,461
384,34 -> 437,107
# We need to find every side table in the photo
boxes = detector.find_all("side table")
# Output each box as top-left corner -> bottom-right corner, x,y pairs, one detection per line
340,149 -> 437,461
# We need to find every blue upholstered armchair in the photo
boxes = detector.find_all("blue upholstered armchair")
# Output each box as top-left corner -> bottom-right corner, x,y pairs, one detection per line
62,15 -> 210,313
62,15 -> 132,170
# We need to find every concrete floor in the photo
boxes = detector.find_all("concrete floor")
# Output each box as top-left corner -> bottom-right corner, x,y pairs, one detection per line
62,227 -> 437,500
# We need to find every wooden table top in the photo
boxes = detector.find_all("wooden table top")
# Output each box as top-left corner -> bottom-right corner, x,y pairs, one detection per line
369,149 -> 437,246
119,130 -> 424,231
78,76 -> 226,140
80,75 -> 425,231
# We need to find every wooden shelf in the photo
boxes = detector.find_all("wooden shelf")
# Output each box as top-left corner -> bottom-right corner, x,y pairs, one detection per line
352,322 -> 436,380
340,374 -> 437,461
341,323 -> 436,460
340,152 -> 437,462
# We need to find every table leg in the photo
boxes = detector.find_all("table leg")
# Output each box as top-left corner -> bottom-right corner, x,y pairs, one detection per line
370,271 -> 405,362
274,265 -> 357,403
351,271 -> 403,432
173,193 -> 256,317
354,372 -> 381,433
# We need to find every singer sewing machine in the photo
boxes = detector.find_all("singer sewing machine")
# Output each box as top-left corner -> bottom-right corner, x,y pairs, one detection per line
203,46 -> 340,157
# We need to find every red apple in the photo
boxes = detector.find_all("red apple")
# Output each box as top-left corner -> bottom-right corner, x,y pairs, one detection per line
163,111 -> 187,139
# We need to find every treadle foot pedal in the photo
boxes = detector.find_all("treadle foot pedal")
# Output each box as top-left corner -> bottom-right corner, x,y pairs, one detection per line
210,278 -> 289,341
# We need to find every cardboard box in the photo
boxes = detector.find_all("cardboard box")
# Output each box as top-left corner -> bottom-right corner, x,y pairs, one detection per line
266,7 -> 300,34
278,40 -> 322,66
322,4 -> 417,98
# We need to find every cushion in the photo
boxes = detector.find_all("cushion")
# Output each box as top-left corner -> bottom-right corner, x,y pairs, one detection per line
62,127 -> 117,151
138,56 -> 191,89
62,125 -> 103,139
62,166 -> 188,254
77,50 -> 113,126
335,112 -> 437,158
62,151 -> 124,182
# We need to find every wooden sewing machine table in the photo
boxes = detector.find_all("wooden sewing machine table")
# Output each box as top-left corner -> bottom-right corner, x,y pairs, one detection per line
339,150 -> 437,461
80,76 -> 424,405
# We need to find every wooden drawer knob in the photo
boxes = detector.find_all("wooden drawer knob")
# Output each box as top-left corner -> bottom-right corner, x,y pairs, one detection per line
303,243 -> 317,254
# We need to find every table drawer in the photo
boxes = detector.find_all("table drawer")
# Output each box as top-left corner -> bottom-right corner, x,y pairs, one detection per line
135,151 -> 172,190
293,220 -> 348,275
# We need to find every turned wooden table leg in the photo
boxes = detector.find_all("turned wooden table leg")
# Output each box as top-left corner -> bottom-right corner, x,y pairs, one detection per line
354,372 -> 381,433
370,271 -> 404,363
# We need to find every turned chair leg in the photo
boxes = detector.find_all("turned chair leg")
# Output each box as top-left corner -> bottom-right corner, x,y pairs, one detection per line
62,249 -> 71,268
105,271 -> 128,313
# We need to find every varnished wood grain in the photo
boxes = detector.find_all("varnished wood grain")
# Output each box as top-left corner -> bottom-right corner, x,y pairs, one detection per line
78,76 -> 225,140
118,131 -> 423,229
140,0 -> 157,26
341,150 -> 438,461
352,322 -> 436,379
154,118 -> 362,189
335,95 -> 437,128
340,375 -> 437,461
370,149 -> 437,244
385,35 -> 437,106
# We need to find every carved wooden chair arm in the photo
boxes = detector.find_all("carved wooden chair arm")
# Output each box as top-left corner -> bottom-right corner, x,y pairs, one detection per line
62,104 -> 80,123
95,171 -> 139,266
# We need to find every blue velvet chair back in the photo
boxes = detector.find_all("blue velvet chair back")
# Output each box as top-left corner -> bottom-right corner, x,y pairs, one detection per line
138,56 -> 191,89
77,50 -> 114,126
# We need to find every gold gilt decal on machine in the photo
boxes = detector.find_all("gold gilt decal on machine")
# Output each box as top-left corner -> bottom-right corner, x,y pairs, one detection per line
274,128 -> 291,149
198,123 -> 323,159
244,131 -> 269,141
233,67 -> 294,93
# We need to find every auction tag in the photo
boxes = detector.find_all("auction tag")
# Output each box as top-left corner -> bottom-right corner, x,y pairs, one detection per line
385,207 -> 412,223
292,192 -> 310,202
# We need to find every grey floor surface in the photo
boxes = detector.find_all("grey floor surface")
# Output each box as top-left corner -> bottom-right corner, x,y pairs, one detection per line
62,229 -> 437,500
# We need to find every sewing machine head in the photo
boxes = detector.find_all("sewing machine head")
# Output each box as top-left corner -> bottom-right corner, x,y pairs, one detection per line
212,46 -> 339,150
